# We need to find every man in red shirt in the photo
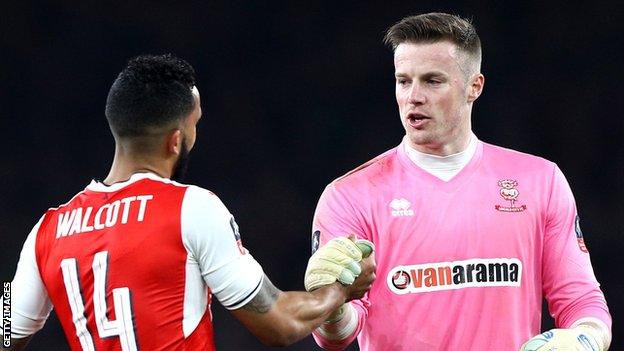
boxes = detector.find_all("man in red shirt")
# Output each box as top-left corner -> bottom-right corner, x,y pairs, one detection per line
3,54 -> 375,350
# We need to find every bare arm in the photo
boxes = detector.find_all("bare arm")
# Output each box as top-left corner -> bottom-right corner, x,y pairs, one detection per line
230,253 -> 376,347
230,277 -> 347,347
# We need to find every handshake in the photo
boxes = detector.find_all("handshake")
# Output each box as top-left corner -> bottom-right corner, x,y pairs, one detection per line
304,236 -> 376,301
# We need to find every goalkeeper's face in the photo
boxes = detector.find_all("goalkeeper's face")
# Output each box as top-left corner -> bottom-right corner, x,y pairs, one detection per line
394,41 -> 483,156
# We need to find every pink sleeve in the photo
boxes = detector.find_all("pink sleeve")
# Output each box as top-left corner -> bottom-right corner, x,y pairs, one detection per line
542,165 -> 611,329
313,183 -> 370,243
311,184 -> 370,350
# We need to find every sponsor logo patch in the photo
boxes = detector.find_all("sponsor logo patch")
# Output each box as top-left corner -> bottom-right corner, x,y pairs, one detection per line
387,258 -> 522,294
495,179 -> 527,212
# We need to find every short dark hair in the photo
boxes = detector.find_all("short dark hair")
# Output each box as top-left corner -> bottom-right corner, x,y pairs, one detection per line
383,13 -> 481,71
105,54 -> 196,137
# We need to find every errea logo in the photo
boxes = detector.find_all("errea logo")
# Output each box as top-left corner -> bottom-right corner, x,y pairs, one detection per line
390,198 -> 414,217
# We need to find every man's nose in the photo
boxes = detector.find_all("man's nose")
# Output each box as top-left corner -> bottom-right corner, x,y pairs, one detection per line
408,84 -> 426,105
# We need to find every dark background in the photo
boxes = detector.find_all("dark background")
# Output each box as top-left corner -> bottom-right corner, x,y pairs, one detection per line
2,1 -> 622,350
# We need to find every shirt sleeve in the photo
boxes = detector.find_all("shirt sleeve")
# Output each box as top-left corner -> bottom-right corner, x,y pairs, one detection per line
181,186 -> 264,310
542,165 -> 611,329
311,183 -> 371,349
3,216 -> 53,338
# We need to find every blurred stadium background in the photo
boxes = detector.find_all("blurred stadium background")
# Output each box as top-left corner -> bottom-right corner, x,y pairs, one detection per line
1,1 -> 622,349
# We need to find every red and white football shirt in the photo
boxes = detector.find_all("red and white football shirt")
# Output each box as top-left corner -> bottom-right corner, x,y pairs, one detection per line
9,173 -> 264,350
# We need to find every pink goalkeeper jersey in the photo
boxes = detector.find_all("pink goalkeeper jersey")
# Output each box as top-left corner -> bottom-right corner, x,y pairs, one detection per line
312,139 -> 611,350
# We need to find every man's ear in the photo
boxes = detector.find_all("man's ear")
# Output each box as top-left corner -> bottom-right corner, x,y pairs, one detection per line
166,129 -> 183,155
467,73 -> 485,103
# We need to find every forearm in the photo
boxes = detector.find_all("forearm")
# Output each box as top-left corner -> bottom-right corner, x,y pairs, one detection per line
268,283 -> 348,345
231,278 -> 349,347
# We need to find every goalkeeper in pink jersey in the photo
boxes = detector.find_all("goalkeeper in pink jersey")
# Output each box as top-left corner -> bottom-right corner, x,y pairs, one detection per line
308,13 -> 612,350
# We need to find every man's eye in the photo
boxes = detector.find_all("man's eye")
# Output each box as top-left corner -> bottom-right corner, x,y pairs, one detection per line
427,79 -> 441,85
397,79 -> 409,86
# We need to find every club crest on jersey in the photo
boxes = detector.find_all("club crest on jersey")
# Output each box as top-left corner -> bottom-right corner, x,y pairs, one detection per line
495,179 -> 527,212
390,198 -> 414,217
575,215 -> 588,253
387,258 -> 522,294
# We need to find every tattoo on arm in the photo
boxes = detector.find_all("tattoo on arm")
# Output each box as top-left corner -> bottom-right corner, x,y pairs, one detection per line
242,276 -> 280,314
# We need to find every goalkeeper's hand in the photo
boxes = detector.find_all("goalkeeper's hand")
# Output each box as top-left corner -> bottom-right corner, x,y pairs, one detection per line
305,236 -> 375,330
304,236 -> 375,292
520,325 -> 606,351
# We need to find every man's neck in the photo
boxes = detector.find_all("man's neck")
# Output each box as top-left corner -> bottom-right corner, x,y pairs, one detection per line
408,131 -> 473,156
404,134 -> 478,181
103,152 -> 172,185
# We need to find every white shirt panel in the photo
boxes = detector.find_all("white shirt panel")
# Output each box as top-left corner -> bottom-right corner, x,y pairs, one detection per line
181,258 -> 208,337
5,216 -> 53,338
181,186 -> 264,312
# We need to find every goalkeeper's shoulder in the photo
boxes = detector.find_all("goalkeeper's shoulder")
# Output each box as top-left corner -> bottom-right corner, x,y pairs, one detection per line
328,146 -> 401,191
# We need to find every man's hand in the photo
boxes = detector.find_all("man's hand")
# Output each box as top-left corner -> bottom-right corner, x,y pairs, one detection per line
345,251 -> 376,301
305,236 -> 376,328
520,326 -> 605,351
320,250 -> 376,325
304,237 -> 374,292
229,236 -> 375,347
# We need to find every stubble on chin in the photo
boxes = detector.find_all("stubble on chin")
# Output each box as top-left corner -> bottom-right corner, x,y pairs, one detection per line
405,126 -> 443,151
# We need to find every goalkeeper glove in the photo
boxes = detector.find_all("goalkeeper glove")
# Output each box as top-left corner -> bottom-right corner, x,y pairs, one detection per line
520,325 -> 605,351
304,237 -> 374,292
306,237 -> 374,331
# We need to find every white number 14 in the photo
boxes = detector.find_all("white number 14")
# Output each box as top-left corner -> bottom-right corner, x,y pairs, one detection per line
60,251 -> 138,351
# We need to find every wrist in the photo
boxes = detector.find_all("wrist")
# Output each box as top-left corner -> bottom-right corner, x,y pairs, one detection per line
325,304 -> 346,323
315,303 -> 358,341
312,282 -> 348,312
571,317 -> 611,350
328,282 -> 349,303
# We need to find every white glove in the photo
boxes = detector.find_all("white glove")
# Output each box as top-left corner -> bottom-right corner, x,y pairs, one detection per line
520,325 -> 605,351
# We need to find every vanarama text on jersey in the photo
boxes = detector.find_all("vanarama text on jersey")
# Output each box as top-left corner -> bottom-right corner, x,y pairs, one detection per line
387,258 -> 522,294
